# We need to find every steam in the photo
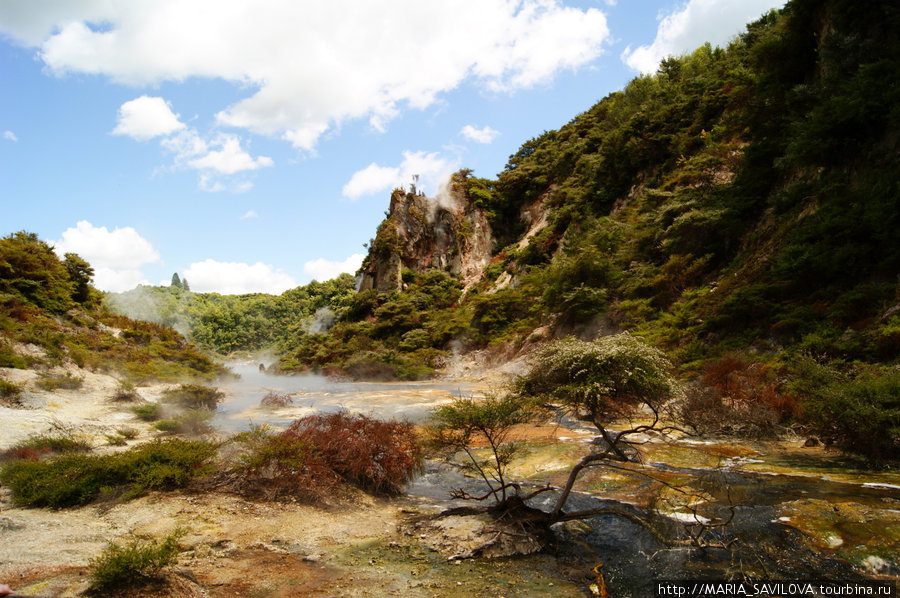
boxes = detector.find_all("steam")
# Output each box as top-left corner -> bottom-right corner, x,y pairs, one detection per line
105,285 -> 193,336
305,307 -> 335,334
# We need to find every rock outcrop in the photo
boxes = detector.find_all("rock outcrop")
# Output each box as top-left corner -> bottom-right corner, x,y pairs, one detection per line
357,177 -> 493,292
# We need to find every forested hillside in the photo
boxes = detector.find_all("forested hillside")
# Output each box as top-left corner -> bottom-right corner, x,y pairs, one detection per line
277,0 -> 899,459
0,232 -> 226,387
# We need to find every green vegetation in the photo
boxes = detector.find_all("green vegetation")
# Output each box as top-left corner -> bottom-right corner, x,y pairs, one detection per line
269,0 -> 899,460
35,371 -> 84,391
105,274 -> 356,355
429,393 -> 533,503
132,403 -> 162,421
0,376 -> 23,405
88,531 -> 183,591
0,438 -> 216,508
0,231 -> 226,384
161,383 -> 224,410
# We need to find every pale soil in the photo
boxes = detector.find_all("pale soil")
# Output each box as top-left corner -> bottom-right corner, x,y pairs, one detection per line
0,361 -> 584,597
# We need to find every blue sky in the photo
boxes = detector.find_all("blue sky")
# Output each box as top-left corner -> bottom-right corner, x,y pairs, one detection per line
0,0 -> 784,294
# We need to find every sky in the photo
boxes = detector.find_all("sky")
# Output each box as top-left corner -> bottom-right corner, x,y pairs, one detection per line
0,0 -> 785,294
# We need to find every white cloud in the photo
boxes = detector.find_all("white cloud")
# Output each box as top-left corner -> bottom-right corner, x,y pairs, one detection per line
622,0 -> 785,74
342,163 -> 403,200
3,130 -> 17,142
460,125 -> 499,144
111,95 -> 185,140
0,0 -> 611,151
183,259 -> 297,294
187,135 -> 273,174
303,254 -> 365,282
111,95 -> 271,191
343,150 -> 459,200
53,220 -> 160,292
240,210 -> 258,220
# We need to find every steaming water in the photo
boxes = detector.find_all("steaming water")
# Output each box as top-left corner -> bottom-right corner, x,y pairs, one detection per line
213,362 -> 478,431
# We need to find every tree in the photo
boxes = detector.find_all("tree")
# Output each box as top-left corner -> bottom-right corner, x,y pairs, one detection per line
0,231 -> 74,313
429,393 -> 533,504
170,273 -> 181,289
181,278 -> 190,292
427,333 -> 691,555
63,253 -> 94,305
514,333 -> 681,520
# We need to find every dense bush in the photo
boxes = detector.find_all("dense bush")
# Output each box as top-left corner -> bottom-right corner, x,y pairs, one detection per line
231,412 -> 422,501
0,438 -> 216,508
802,370 -> 900,463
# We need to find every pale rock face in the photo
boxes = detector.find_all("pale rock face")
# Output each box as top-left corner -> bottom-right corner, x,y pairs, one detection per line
357,184 -> 494,293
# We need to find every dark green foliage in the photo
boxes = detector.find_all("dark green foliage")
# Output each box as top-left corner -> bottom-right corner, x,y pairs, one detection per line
63,253 -> 95,305
801,367 -> 900,464
0,231 -> 74,313
89,531 -> 183,590
0,438 -> 216,508
1,428 -> 92,461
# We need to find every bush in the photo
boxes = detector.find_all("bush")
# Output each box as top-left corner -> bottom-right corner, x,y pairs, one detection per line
260,391 -> 293,408
153,410 -> 214,436
89,531 -> 183,591
802,370 -> 900,463
35,371 -> 84,391
112,380 -> 140,402
231,413 -> 423,502
0,377 -> 23,405
161,384 -> 223,410
132,403 -> 162,421
0,438 -> 216,508
1,428 -> 92,462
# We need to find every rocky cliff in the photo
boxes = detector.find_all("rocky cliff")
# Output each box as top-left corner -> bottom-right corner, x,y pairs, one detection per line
357,176 -> 493,293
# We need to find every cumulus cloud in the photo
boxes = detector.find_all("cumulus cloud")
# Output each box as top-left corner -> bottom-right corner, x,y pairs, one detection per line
3,130 -> 17,142
53,220 -> 160,292
622,0 -> 785,74
187,136 -> 273,174
112,96 -> 272,191
460,125 -> 499,144
0,0 -> 611,151
184,259 -> 297,294
342,150 -> 459,200
111,95 -> 185,140
303,253 -> 365,282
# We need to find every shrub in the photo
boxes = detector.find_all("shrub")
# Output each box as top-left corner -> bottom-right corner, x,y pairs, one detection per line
0,377 -> 23,405
0,343 -> 27,369
35,371 -> 84,391
161,384 -> 223,410
802,370 -> 900,463
112,380 -> 140,402
0,438 -> 216,508
231,424 -> 339,502
132,403 -> 162,421
231,413 -> 423,501
1,428 -> 92,462
284,412 -> 423,495
260,391 -> 293,408
153,410 -> 214,436
89,531 -> 183,591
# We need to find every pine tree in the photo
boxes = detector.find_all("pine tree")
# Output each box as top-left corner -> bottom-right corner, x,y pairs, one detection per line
171,273 -> 182,288
181,278 -> 190,292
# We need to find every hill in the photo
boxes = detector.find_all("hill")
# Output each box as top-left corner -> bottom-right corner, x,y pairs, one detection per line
276,0 -> 899,459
